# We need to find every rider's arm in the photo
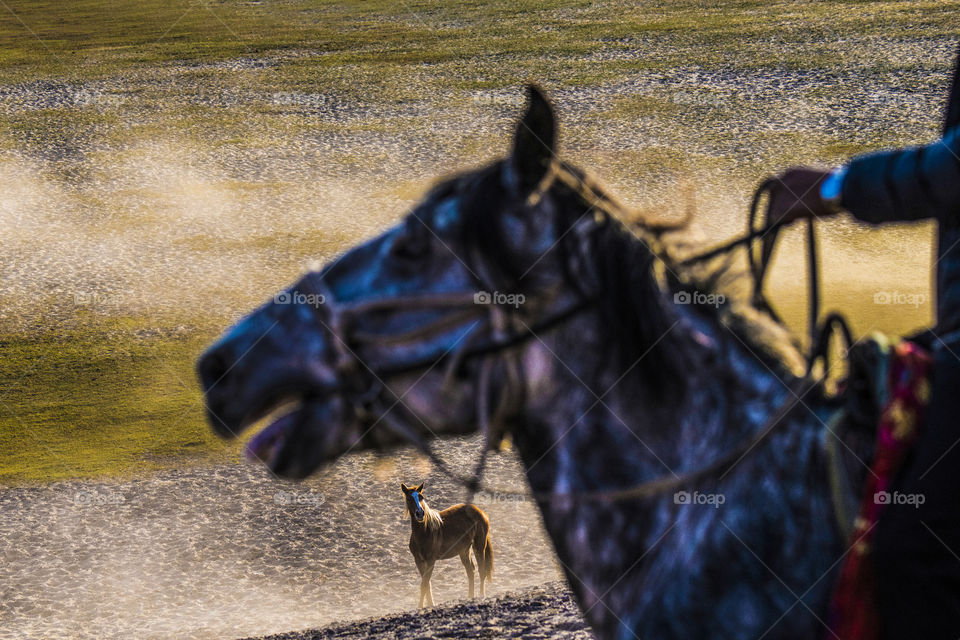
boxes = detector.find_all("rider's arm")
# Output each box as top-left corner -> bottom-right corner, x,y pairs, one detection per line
837,125 -> 960,226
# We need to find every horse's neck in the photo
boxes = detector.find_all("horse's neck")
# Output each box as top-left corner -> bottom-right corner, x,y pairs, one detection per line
511,313 -> 837,637
409,517 -> 432,546
516,313 -> 791,491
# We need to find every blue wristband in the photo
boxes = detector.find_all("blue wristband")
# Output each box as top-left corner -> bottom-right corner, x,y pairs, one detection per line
819,166 -> 848,214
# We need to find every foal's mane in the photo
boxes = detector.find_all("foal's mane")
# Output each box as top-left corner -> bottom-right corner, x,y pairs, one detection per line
423,159 -> 806,394
423,501 -> 443,532
408,499 -> 443,533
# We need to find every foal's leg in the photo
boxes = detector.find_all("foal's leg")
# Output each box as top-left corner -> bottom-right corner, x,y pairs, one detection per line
416,560 -> 426,608
420,561 -> 435,607
459,548 -> 476,598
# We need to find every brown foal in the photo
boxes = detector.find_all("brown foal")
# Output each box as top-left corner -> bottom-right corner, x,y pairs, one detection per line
401,482 -> 494,607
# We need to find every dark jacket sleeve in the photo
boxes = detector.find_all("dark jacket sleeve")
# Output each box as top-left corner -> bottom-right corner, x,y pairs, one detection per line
841,125 -> 960,226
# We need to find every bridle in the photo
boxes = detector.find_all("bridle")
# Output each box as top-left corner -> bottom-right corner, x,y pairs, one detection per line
299,273 -> 594,494
298,178 -> 849,505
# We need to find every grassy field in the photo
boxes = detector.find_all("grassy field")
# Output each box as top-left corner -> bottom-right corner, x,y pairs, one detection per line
0,320 -> 232,481
0,1 -> 956,80
0,0 -> 956,483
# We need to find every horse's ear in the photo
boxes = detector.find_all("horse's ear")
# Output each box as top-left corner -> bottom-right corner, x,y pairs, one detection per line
401,483 -> 409,492
415,482 -> 424,493
506,84 -> 557,195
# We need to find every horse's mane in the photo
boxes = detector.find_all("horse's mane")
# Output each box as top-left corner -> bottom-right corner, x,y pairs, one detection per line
420,500 -> 443,533
427,159 -> 806,397
405,500 -> 443,536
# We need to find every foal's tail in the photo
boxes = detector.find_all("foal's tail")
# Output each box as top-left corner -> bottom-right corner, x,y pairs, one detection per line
474,522 -> 494,582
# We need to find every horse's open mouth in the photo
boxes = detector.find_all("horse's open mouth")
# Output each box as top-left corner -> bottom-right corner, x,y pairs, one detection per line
234,393 -> 363,479
245,400 -> 304,468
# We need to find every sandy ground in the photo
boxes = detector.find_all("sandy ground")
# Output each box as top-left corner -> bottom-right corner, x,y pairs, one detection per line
0,436 -> 569,639
243,582 -> 591,640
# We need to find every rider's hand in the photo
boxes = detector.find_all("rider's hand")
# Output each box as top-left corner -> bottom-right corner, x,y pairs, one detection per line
765,168 -> 839,226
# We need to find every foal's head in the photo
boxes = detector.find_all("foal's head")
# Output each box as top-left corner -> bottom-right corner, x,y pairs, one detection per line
401,482 -> 440,528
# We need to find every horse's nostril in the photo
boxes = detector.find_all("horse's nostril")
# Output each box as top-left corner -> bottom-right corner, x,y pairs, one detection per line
198,348 -> 232,390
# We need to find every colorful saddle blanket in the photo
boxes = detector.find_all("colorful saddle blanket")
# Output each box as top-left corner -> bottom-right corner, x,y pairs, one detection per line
827,336 -> 933,639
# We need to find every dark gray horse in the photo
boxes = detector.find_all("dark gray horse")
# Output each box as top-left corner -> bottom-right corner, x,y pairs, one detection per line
199,87 -> 870,639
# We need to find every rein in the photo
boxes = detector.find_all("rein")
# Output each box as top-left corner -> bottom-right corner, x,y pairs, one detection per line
681,179 -> 854,380
309,179 -> 849,505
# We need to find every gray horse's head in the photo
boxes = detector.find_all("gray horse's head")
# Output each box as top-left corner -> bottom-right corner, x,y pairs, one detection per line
198,86 -> 682,479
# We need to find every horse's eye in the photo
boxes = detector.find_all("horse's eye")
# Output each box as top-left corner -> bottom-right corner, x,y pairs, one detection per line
390,225 -> 429,261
